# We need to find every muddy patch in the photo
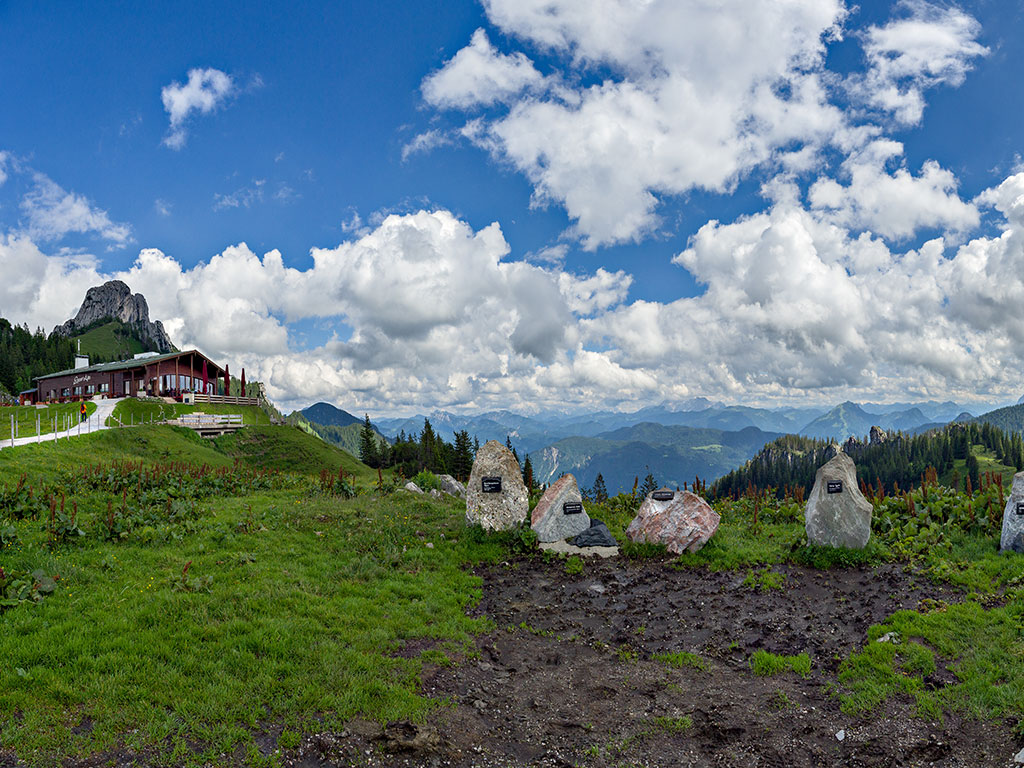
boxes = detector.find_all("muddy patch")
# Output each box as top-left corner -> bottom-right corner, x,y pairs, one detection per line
415,559 -> 1017,767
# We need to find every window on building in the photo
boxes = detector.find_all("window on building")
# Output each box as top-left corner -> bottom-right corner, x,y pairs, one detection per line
86,385 -> 96,394
99,383 -> 110,393
61,388 -> 70,397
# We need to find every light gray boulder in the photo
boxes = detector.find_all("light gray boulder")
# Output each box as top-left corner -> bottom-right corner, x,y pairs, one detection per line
465,440 -> 529,531
530,474 -> 590,543
438,474 -> 466,498
404,481 -> 423,494
804,452 -> 872,549
1000,471 -> 1024,553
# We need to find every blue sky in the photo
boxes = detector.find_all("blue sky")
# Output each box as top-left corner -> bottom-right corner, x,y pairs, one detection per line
2,1 -> 1024,415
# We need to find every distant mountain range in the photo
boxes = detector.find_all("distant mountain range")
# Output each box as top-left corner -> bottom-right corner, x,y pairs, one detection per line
293,398 -> 1024,496
373,399 -> 983,451
533,423 -> 781,495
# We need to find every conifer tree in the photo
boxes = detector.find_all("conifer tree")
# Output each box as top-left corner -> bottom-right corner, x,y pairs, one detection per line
522,454 -> 534,491
453,430 -> 474,481
358,414 -> 379,468
639,471 -> 658,498
592,473 -> 608,503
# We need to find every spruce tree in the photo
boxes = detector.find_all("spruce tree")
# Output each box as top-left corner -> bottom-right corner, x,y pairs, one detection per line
522,454 -> 534,491
639,471 -> 658,498
592,473 -> 608,503
453,430 -> 474,481
358,414 -> 379,468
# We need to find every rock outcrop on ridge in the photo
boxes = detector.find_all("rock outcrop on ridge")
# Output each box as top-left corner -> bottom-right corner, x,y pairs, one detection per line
53,280 -> 175,353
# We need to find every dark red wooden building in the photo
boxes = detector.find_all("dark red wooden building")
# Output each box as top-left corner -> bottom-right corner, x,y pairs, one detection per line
34,350 -> 227,402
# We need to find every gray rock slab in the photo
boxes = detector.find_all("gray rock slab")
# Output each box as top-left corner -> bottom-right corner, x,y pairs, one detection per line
572,520 -> 617,547
804,452 -> 872,549
465,440 -> 529,531
539,541 -> 619,558
530,474 -> 590,542
404,481 -> 423,493
438,474 -> 466,498
1000,471 -> 1024,553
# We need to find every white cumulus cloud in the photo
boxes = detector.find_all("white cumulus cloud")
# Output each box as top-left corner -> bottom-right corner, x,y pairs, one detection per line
808,139 -> 979,240
20,173 -> 132,246
850,0 -> 988,125
161,67 -> 235,150
422,28 -> 546,109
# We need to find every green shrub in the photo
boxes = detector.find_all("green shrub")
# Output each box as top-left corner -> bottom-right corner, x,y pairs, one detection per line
411,470 -> 441,491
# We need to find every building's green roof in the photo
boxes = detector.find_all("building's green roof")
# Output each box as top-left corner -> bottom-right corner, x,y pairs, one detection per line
35,350 -> 220,382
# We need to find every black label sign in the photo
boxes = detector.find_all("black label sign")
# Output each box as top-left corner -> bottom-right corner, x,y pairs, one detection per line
652,490 -> 675,501
827,481 -> 843,494
562,501 -> 584,515
1016,501 -> 1024,516
481,476 -> 502,493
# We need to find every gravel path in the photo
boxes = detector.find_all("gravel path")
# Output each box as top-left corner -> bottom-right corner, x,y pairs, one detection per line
0,397 -> 123,449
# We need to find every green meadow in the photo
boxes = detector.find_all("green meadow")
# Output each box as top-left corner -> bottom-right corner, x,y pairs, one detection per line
2,422 -> 1024,765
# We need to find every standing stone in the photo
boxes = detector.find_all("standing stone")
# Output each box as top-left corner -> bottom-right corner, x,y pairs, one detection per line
804,452 -> 872,549
465,440 -> 529,531
1000,472 -> 1024,553
626,488 -> 719,554
531,474 -> 590,543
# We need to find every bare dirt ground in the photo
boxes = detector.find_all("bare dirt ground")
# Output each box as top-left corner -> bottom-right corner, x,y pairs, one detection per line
5,559 -> 1020,767
294,558 -> 1019,768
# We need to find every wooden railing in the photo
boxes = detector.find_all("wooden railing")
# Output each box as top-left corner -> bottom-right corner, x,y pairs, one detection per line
173,413 -> 244,427
188,394 -> 260,406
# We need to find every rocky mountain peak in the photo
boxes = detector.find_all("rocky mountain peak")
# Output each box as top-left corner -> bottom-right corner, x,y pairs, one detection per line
53,280 -> 175,354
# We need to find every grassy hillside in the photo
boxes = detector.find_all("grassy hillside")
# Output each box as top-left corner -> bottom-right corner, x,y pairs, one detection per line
285,412 -> 388,459
214,425 -> 376,480
72,320 -> 148,362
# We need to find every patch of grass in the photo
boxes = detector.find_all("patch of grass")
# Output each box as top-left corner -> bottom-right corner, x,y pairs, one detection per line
788,540 -> 887,570
652,651 -> 706,671
564,555 -> 583,575
651,715 -> 692,734
742,567 -> 785,592
839,600 -> 1024,726
769,689 -> 795,710
620,540 -> 667,559
749,650 -> 811,678
616,645 -> 639,663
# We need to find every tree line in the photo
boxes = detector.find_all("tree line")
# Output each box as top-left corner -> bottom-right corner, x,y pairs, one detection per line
0,319 -> 78,398
711,422 -> 1024,499
356,416 -> 551,487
